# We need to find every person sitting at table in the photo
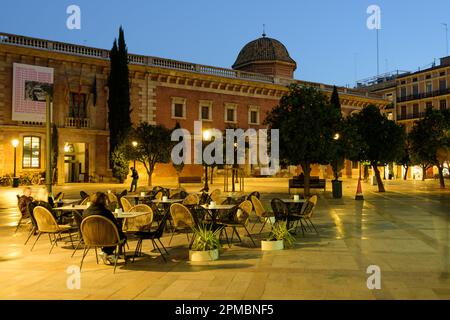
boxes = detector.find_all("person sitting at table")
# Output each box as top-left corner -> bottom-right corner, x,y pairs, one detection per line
82,192 -> 126,265
18,187 -> 33,219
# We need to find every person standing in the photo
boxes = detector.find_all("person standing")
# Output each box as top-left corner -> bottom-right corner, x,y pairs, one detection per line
129,167 -> 139,192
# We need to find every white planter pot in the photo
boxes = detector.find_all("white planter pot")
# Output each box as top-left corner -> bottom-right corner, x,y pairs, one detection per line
261,240 -> 284,251
189,249 -> 219,262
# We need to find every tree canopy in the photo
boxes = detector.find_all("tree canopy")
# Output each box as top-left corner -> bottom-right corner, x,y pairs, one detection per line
126,122 -> 173,187
347,105 -> 405,192
264,84 -> 341,195
108,26 -> 132,166
409,107 -> 450,188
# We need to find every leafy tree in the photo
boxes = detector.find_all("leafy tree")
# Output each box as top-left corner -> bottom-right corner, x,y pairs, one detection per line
348,105 -> 405,192
126,122 -> 173,187
111,132 -> 130,183
409,107 -> 449,188
107,26 -> 132,166
264,84 -> 340,195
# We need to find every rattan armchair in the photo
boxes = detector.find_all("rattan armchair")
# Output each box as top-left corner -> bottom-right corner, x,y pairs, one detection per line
31,206 -> 75,254
80,215 -> 126,273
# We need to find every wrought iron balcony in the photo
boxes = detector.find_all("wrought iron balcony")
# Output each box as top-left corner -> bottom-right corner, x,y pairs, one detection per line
397,88 -> 450,103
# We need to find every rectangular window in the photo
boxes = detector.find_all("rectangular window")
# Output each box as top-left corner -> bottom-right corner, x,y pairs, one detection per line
412,104 -> 419,117
400,87 -> 407,98
426,101 -> 433,109
171,97 -> 186,119
426,81 -> 433,93
400,105 -> 406,116
412,84 -> 419,96
224,104 -> 237,123
352,161 -> 359,169
22,136 -> 40,168
69,92 -> 87,118
174,104 -> 184,118
440,99 -> 447,110
248,106 -> 260,125
439,79 -> 446,92
198,101 -> 212,121
440,71 -> 446,76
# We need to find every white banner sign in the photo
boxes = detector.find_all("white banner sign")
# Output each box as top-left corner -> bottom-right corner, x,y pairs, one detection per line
12,63 -> 54,122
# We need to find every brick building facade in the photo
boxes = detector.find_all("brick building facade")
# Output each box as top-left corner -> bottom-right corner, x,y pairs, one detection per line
0,32 -> 390,186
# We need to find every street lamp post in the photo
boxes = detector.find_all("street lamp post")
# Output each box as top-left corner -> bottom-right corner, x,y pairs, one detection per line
11,139 -> 19,188
132,141 -> 138,168
202,130 -> 211,192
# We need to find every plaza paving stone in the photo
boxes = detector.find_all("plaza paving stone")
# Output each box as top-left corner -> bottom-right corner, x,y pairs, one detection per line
0,178 -> 449,300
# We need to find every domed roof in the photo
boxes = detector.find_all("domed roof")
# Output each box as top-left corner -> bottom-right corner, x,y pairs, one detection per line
232,35 -> 296,69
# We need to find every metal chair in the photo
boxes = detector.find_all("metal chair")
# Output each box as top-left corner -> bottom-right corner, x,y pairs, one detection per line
133,211 -> 170,262
80,215 -> 126,273
220,200 -> 256,247
31,206 -> 75,254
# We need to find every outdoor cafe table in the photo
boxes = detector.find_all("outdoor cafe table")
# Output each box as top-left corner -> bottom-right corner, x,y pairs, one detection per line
200,204 -> 236,224
114,211 -> 149,219
125,194 -> 154,205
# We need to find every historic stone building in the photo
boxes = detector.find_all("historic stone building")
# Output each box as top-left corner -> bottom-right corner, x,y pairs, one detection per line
0,32 -> 389,185
357,57 -> 450,180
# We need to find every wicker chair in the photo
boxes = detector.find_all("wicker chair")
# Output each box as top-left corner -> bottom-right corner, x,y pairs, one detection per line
209,189 -> 222,203
122,204 -> 154,233
250,196 -> 274,233
31,206 -> 75,254
168,203 -> 196,246
120,197 -> 133,212
182,194 -> 200,206
220,200 -> 255,247
71,211 -> 84,257
246,191 -> 261,201
80,215 -> 126,273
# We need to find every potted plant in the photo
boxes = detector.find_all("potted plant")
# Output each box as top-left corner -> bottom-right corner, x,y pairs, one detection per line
189,223 -> 221,262
261,221 -> 296,251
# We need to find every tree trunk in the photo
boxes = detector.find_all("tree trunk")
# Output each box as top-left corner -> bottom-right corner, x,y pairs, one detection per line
372,163 -> 385,192
301,161 -> 311,197
422,166 -> 426,181
438,164 -> 445,188
403,165 -> 409,180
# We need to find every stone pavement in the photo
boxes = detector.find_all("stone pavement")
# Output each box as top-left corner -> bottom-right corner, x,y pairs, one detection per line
0,178 -> 449,300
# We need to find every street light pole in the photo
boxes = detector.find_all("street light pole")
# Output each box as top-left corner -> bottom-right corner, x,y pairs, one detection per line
132,141 -> 138,169
202,130 -> 210,192
45,94 -> 52,195
11,139 -> 19,188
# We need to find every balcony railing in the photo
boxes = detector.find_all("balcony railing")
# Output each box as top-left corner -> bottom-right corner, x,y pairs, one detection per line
0,32 -> 387,101
397,88 -> 450,103
396,112 -> 426,121
65,117 -> 90,128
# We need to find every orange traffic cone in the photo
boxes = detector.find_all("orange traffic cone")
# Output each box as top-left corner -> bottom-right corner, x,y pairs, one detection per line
355,178 -> 364,200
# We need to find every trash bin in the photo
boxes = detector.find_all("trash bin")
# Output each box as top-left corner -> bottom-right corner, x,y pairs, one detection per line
12,177 -> 20,188
332,180 -> 342,199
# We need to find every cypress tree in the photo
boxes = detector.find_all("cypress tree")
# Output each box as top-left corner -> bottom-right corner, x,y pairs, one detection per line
108,26 -> 131,167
